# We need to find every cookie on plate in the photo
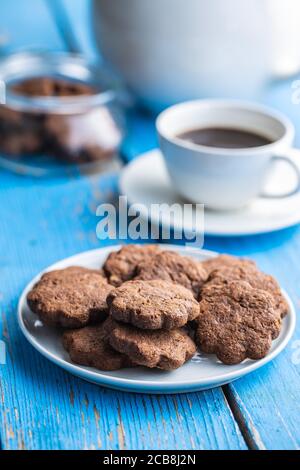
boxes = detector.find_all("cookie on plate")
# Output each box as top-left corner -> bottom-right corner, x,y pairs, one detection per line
196,280 -> 282,365
63,318 -> 133,371
107,279 -> 200,330
203,264 -> 289,318
103,244 -> 160,287
109,320 -> 196,370
27,266 -> 113,328
135,250 -> 208,298
202,254 -> 256,275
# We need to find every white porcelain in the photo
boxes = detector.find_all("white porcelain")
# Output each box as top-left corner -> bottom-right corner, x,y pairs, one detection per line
157,100 -> 299,210
93,0 -> 300,109
18,245 -> 296,394
119,149 -> 300,237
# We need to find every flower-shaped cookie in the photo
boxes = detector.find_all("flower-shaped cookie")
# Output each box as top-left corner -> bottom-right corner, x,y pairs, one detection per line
27,267 -> 113,328
109,319 -> 196,370
136,250 -> 208,298
108,279 -> 200,330
196,280 -> 282,364
103,244 -> 160,287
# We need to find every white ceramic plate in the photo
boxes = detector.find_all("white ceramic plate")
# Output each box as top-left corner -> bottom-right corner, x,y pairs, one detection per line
119,149 -> 300,237
18,245 -> 296,394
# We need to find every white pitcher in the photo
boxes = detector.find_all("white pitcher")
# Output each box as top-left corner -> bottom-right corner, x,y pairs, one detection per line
93,0 -> 300,110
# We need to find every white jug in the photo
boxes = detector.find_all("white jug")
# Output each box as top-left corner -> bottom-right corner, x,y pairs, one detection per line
93,0 -> 300,110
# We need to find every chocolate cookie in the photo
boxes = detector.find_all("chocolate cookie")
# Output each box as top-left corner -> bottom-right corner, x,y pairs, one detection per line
196,281 -> 282,365
63,318 -> 132,371
27,266 -> 113,328
203,265 -> 289,318
103,245 -> 160,287
109,320 -> 196,370
108,280 -> 200,330
12,76 -> 94,97
135,251 -> 208,298
202,254 -> 256,275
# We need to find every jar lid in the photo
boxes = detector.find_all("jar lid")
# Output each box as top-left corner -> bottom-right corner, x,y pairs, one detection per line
0,52 -> 123,114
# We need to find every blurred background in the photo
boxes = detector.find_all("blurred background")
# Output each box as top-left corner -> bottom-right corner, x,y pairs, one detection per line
1,0 -> 300,171
0,0 -> 96,58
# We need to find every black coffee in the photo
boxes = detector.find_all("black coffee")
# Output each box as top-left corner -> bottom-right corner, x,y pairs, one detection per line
177,127 -> 272,149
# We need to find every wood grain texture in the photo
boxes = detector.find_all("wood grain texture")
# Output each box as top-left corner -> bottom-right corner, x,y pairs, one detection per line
0,170 -> 246,450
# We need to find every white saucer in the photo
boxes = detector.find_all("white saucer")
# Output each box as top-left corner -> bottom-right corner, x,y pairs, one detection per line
119,149 -> 300,236
18,245 -> 296,394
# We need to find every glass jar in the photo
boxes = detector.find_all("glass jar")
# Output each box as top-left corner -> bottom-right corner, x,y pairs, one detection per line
0,53 -> 126,176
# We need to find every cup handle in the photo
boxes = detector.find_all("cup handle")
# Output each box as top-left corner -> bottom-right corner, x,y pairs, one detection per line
260,151 -> 300,199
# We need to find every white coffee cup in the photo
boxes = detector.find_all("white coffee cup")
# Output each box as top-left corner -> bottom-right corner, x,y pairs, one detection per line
157,100 -> 300,211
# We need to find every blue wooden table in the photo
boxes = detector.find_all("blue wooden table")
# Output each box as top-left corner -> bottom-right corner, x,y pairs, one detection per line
1,1 -> 300,451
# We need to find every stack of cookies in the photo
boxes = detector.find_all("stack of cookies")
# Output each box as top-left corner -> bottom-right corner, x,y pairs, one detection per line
27,245 -> 287,371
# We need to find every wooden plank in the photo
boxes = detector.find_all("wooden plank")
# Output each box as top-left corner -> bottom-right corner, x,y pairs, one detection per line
122,109 -> 158,162
0,170 -> 246,450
